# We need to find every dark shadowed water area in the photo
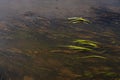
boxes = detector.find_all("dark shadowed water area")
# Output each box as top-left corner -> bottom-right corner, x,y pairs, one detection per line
0,0 -> 119,80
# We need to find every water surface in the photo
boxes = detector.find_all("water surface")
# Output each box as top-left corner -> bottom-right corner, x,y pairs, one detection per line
0,0 -> 119,80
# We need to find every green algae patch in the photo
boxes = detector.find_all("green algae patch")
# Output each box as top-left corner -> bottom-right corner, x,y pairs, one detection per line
66,45 -> 93,51
68,17 -> 90,24
80,55 -> 107,59
73,39 -> 98,48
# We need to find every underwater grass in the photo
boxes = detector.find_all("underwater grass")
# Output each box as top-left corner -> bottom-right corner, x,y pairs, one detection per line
80,55 -> 107,59
66,45 -> 93,51
73,39 -> 98,48
68,17 -> 90,24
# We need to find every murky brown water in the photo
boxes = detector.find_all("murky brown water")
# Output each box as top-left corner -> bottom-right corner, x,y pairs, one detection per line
0,0 -> 119,80
0,0 -> 120,18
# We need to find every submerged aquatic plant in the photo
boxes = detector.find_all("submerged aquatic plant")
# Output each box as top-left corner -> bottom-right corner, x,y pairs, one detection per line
73,39 -> 98,48
80,55 -> 107,59
66,45 -> 92,51
68,17 -> 90,24
62,39 -> 100,52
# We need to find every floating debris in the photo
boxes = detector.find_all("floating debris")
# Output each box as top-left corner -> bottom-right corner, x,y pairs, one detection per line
73,39 -> 98,48
68,17 -> 90,24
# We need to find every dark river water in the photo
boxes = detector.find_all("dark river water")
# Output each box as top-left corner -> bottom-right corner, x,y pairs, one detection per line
0,0 -> 120,18
0,0 -> 119,80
